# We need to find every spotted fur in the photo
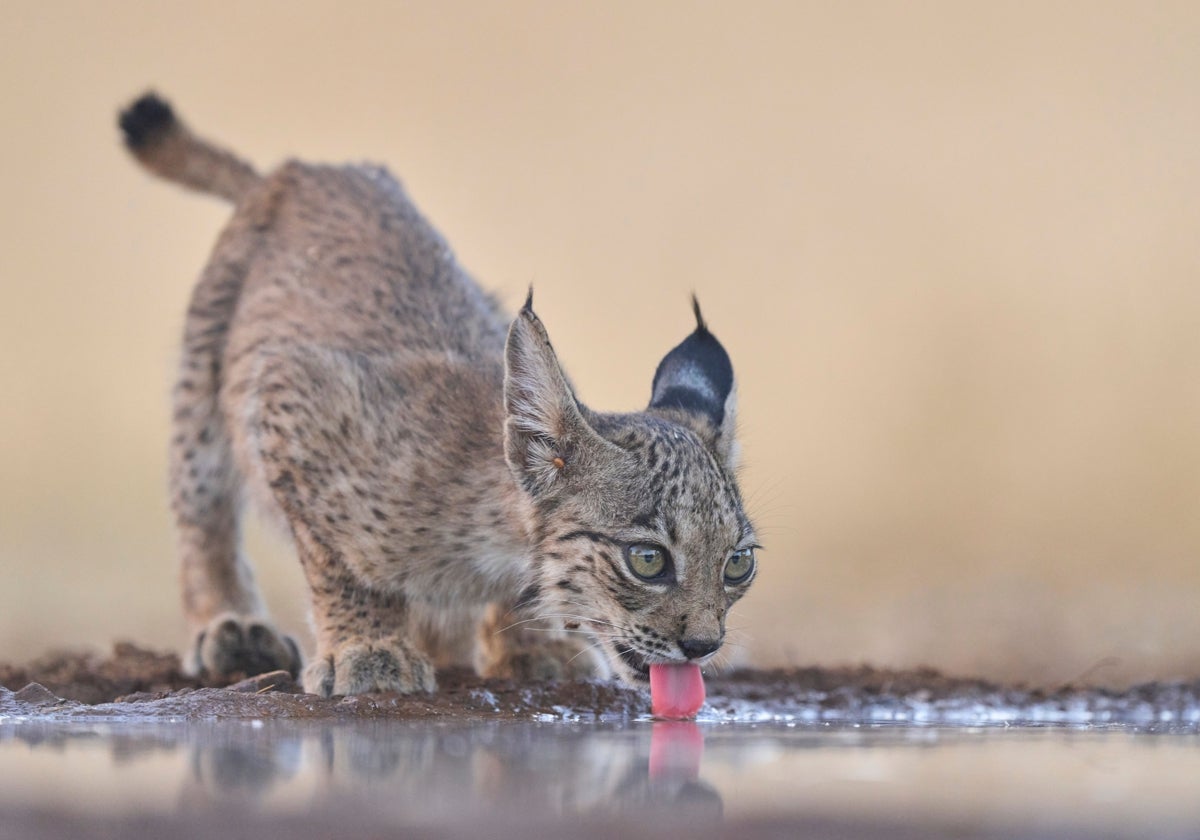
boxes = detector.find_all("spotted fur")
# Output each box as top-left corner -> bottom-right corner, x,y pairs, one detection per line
119,92 -> 758,695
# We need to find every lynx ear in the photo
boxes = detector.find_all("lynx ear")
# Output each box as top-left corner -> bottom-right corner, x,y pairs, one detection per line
649,297 -> 738,466
504,292 -> 605,495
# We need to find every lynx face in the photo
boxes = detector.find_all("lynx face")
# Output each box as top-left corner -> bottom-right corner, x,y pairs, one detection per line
504,298 -> 758,683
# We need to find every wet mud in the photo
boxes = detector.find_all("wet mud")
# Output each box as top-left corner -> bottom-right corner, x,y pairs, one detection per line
3,642 -> 1199,725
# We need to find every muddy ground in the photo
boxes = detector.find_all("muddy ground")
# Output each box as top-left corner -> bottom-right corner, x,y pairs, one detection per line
3,642 -> 1199,724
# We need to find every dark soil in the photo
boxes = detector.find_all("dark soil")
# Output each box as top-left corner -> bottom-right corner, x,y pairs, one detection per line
0,642 -> 646,721
0,643 -> 196,705
3,642 -> 1200,725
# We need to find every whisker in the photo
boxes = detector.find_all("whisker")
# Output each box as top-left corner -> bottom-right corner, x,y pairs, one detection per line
491,615 -> 556,635
564,639 -> 608,668
517,627 -> 624,640
548,612 -> 624,631
540,609 -> 624,628
545,601 -> 625,626
492,612 -> 621,636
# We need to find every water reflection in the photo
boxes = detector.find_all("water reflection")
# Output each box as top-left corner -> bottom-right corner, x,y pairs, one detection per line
645,722 -> 721,816
185,724 -> 303,806
2,718 -> 722,821
3,719 -> 1200,835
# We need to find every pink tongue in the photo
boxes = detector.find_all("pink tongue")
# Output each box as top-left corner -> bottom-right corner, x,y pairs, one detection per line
649,663 -> 706,719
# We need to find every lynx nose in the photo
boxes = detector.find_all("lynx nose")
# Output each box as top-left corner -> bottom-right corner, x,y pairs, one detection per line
678,637 -> 721,660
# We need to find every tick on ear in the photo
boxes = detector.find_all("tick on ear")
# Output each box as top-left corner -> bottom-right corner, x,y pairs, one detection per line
552,456 -> 565,470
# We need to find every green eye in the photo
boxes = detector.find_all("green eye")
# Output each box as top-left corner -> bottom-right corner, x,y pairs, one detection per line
724,547 -> 756,584
626,544 -> 668,580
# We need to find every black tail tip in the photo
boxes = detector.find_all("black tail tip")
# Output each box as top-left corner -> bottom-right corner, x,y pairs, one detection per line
118,92 -> 176,150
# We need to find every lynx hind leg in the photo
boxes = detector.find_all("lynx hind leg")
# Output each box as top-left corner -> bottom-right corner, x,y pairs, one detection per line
170,244 -> 299,682
474,603 -> 601,682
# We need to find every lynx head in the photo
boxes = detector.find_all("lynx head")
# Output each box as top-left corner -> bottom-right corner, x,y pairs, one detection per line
503,293 -> 758,684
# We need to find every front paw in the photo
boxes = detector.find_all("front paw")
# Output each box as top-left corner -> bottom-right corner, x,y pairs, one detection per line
191,613 -> 302,683
303,635 -> 436,697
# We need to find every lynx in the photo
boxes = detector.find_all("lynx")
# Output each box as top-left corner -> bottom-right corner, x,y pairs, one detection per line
118,92 -> 758,697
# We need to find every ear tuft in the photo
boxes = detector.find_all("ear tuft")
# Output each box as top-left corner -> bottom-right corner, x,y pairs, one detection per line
691,293 -> 709,333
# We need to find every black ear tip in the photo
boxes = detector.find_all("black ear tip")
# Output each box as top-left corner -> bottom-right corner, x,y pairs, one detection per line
691,294 -> 709,334
522,286 -> 535,314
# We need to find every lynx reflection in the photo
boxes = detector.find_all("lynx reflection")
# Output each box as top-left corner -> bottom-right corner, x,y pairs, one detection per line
180,720 -> 721,820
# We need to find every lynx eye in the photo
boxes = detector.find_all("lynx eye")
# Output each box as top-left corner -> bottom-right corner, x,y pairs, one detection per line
626,544 -> 669,581
724,547 -> 756,584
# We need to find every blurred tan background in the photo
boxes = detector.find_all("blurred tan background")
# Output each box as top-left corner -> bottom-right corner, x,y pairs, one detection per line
2,1 -> 1199,687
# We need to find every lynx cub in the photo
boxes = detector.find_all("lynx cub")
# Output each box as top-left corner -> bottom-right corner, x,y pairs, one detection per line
119,93 -> 758,696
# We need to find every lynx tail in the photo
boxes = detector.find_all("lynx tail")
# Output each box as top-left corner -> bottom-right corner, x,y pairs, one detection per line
118,92 -> 261,203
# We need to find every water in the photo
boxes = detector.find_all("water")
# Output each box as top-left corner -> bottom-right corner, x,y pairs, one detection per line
2,716 -> 1198,838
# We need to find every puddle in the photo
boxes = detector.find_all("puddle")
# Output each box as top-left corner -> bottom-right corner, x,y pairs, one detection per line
1,717 -> 1198,838
3,646 -> 1200,837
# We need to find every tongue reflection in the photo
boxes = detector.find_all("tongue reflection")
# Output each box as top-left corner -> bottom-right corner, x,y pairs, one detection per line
649,663 -> 706,719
